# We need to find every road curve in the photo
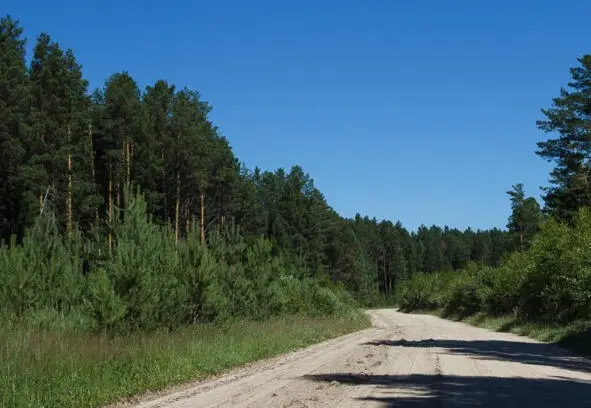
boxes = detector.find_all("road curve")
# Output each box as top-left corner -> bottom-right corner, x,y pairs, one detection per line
128,309 -> 591,408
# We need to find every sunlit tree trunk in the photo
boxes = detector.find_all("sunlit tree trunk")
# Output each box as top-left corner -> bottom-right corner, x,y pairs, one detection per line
175,168 -> 180,245
200,191 -> 205,243
108,167 -> 113,251
67,124 -> 73,236
89,123 -> 99,225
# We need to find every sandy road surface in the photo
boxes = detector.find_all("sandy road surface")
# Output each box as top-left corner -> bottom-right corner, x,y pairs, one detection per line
129,309 -> 591,407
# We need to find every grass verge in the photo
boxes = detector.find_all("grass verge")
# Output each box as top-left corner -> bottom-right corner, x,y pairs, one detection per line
0,314 -> 370,408
461,313 -> 591,355
419,309 -> 591,356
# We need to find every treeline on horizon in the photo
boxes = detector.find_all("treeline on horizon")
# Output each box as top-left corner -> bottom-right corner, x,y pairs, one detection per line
0,16 -> 536,331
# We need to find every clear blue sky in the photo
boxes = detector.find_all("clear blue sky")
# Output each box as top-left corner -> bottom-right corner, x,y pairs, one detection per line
5,0 -> 589,230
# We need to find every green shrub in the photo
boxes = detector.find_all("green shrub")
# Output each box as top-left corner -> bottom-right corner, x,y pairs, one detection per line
0,189 -> 360,333
395,271 -> 455,311
397,208 -> 591,327
480,251 -> 531,316
519,210 -> 591,322
441,264 -> 483,317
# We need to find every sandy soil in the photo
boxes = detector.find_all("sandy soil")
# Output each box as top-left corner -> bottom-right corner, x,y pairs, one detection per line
127,309 -> 591,407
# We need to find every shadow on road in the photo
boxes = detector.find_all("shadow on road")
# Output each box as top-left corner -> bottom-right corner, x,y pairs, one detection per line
363,338 -> 591,374
305,373 -> 591,407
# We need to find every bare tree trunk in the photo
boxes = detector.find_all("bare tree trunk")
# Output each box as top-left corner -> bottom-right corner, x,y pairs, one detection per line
200,192 -> 205,244
126,139 -> 131,185
387,255 -> 393,296
108,167 -> 113,252
383,253 -> 387,295
175,169 -> 180,245
39,130 -> 45,216
67,125 -> 73,236
89,123 -> 99,226
39,187 -> 50,216
162,152 -> 167,224
185,199 -> 190,235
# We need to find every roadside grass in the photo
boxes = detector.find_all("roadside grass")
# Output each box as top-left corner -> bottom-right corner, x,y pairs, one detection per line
462,313 -> 591,355
0,314 -> 370,408
422,309 -> 591,356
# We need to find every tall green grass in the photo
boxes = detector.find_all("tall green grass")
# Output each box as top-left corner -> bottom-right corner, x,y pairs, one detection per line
0,314 -> 369,408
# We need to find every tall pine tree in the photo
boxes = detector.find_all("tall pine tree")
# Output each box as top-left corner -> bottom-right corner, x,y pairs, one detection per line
0,16 -> 28,240
22,33 -> 96,233
537,55 -> 591,221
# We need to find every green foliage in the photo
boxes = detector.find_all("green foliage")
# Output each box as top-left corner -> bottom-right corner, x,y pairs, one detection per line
479,251 -> 531,316
395,271 -> 453,311
519,209 -> 591,322
84,268 -> 126,331
397,207 -> 591,326
506,183 -> 542,250
537,55 -> 591,221
0,189 -> 359,332
441,263 -> 487,318
0,213 -> 85,316
0,15 -> 28,240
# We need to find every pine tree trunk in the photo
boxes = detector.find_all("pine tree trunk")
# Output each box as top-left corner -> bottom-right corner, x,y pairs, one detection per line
383,254 -> 387,295
388,257 -> 393,296
67,125 -> 73,236
162,152 -> 167,224
89,124 -> 95,180
126,139 -> 131,185
185,199 -> 190,235
108,167 -> 113,251
118,140 -> 125,212
89,123 -> 99,225
200,192 -> 205,244
175,169 -> 180,245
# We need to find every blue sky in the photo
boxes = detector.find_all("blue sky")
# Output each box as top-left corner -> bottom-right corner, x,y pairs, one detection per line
4,1 -> 588,230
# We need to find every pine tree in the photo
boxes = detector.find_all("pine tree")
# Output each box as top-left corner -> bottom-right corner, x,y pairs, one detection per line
506,183 -> 541,250
169,88 -> 214,243
233,165 -> 267,238
93,72 -> 144,247
537,55 -> 591,221
22,33 -> 96,233
417,225 -> 446,272
206,136 -> 240,231
142,80 -> 175,221
63,49 -> 100,233
0,15 -> 28,240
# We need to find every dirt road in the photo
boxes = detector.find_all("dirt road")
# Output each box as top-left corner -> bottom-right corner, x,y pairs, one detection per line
131,309 -> 591,407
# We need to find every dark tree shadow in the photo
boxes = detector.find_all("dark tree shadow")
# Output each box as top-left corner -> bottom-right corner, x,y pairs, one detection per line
305,373 -> 591,407
362,338 -> 591,374
560,328 -> 591,355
